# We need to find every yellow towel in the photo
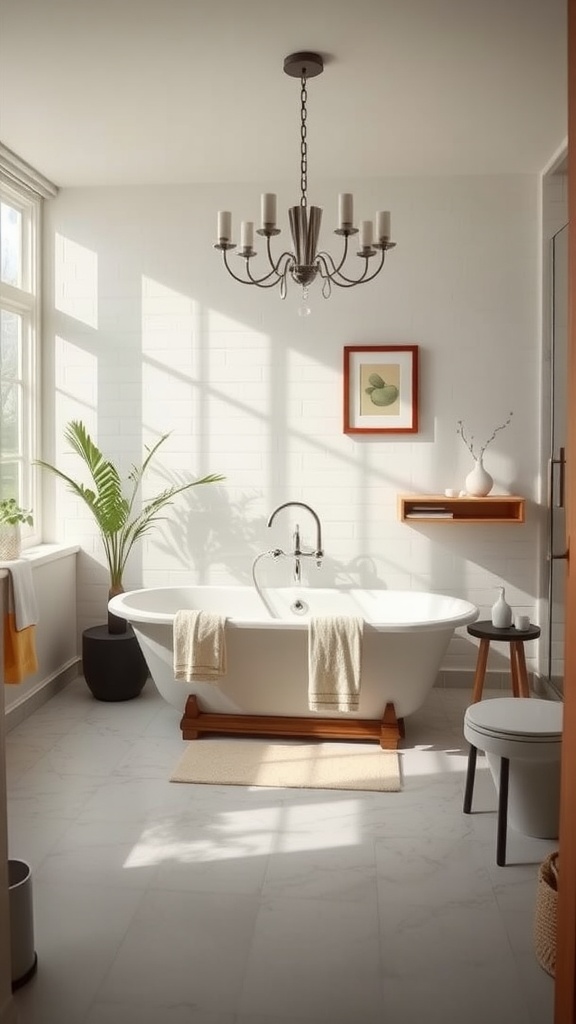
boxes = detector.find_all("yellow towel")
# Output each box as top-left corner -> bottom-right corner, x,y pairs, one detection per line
308,615 -> 363,713
4,612 -> 38,684
173,610 -> 227,682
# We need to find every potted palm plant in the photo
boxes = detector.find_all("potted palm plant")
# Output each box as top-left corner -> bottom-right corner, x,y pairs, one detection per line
37,421 -> 224,700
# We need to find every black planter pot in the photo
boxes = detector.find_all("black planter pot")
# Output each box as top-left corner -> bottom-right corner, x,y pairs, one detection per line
82,624 -> 149,701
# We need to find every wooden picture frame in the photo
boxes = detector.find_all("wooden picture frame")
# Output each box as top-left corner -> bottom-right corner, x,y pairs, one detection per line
343,345 -> 419,434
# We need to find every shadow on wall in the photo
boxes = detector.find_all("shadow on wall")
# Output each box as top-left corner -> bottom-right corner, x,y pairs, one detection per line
161,486 -> 390,590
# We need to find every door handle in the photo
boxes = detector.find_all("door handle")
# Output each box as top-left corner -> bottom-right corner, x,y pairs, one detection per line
549,447 -> 566,509
548,448 -> 568,560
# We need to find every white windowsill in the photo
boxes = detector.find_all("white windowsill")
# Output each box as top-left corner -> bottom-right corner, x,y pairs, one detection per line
0,543 -> 79,578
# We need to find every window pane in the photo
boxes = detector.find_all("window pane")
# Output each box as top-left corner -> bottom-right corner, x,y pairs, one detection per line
0,461 -> 20,501
1,202 -> 22,287
1,381 -> 20,454
1,308 -> 22,378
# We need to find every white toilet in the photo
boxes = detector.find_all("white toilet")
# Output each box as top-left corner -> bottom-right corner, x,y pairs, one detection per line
464,697 -> 563,840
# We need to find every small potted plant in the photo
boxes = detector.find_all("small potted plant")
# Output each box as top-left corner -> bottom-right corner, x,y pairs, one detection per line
37,421 -> 224,700
0,499 -> 34,561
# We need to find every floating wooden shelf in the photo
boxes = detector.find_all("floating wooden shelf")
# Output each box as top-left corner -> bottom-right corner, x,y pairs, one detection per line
398,494 -> 525,524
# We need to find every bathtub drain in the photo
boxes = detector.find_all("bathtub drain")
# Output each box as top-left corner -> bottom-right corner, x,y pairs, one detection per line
291,599 -> 309,615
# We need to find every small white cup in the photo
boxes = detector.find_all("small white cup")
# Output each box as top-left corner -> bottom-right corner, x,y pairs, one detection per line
444,488 -> 457,497
514,614 -> 530,631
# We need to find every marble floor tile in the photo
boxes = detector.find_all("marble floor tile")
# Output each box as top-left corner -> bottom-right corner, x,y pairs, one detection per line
96,889 -> 259,1012
238,895 -> 383,1022
5,680 -> 554,1024
378,897 -> 515,980
11,880 -> 145,1024
381,963 -> 531,1024
85,1008 -> 234,1024
375,832 -> 492,907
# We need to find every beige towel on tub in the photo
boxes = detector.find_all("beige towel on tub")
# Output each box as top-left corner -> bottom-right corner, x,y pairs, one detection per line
308,615 -> 364,712
173,610 -> 227,682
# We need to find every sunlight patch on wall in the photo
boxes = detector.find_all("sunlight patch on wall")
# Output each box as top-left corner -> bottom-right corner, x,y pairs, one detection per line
140,275 -> 200,442
54,233 -> 98,328
54,335 -> 97,437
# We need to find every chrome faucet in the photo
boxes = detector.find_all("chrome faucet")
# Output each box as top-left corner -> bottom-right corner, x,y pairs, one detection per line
267,501 -> 324,571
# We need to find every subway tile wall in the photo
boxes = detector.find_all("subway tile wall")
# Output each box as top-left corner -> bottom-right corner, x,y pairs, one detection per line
42,175 -> 541,684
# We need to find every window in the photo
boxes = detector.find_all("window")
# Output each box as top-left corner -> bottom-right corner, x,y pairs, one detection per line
0,181 -> 40,541
0,145 -> 57,543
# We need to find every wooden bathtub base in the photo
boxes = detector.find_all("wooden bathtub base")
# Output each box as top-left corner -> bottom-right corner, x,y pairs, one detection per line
180,695 -> 405,750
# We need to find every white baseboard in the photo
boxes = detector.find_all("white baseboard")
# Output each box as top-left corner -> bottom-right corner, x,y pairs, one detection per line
434,668 -> 537,692
5,660 -> 81,732
533,673 -> 563,700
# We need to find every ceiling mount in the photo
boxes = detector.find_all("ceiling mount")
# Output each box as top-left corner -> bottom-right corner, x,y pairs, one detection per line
283,51 -> 324,79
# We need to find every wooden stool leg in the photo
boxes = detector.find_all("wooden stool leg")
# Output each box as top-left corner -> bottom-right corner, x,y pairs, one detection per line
511,641 -> 530,698
471,639 -> 490,703
463,744 -> 478,813
496,756 -> 510,866
509,642 -> 520,697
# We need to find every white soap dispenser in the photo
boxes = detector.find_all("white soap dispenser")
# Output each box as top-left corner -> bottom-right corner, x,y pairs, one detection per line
491,586 -> 512,628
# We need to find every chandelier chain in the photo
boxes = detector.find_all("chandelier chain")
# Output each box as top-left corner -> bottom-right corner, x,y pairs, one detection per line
300,75 -> 308,208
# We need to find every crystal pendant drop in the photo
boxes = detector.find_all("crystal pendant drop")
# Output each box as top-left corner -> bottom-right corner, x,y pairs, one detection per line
298,287 -> 311,317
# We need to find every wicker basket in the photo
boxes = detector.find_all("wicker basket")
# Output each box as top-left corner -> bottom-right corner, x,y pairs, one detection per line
534,851 -> 559,977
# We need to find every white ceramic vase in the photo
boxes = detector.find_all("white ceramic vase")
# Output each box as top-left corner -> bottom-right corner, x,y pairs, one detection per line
492,586 -> 513,628
465,457 -> 493,497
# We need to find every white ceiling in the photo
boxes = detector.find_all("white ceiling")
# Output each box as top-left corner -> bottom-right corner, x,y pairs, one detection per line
0,0 -> 568,188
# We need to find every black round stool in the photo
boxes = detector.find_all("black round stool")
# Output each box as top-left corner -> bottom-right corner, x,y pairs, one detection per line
466,620 -> 540,702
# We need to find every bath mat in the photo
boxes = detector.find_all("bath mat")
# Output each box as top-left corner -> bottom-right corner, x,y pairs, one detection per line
170,738 -> 401,792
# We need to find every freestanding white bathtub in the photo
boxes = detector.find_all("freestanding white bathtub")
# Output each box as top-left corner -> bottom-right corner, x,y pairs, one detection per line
108,586 -> 478,745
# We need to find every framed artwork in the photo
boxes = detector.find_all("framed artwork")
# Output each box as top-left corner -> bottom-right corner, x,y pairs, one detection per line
343,345 -> 419,434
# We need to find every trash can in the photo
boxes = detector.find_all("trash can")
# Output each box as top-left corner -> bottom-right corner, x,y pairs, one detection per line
8,859 -> 37,990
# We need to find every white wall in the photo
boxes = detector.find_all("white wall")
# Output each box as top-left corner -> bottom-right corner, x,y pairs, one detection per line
3,550 -> 79,718
41,175 -> 541,685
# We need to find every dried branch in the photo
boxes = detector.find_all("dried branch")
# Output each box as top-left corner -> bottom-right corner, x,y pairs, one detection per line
457,412 -> 513,460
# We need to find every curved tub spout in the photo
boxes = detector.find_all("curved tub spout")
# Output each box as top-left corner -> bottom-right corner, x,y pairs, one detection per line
267,501 -> 324,565
251,549 -> 285,615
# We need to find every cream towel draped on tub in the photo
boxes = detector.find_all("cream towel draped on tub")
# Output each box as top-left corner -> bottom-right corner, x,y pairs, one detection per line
173,610 -> 227,682
308,615 -> 364,712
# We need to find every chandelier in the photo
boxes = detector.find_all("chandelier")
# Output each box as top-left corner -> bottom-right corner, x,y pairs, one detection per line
214,51 -> 395,303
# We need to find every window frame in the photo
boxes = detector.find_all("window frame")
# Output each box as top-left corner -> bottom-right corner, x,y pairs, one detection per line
1,176 -> 42,546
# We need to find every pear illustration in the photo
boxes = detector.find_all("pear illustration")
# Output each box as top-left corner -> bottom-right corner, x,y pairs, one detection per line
365,372 -> 399,407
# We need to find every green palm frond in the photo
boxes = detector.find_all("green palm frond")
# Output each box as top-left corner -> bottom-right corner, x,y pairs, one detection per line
36,422 -> 224,587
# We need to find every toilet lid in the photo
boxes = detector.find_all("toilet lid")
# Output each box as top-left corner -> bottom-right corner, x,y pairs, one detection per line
465,697 -> 562,741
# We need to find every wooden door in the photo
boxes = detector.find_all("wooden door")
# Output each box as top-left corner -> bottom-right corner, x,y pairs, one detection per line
555,2 -> 576,1019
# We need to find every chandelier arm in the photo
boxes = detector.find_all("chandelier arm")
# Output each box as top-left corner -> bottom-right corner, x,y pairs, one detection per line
249,249 -> 295,287
223,248 -> 293,289
266,236 -> 297,276
246,262 -> 291,288
222,249 -> 260,285
317,248 -> 386,287
315,234 -> 350,276
316,246 -> 372,285
315,251 -> 369,286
